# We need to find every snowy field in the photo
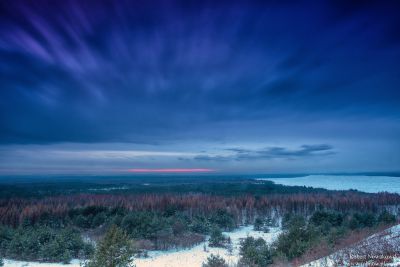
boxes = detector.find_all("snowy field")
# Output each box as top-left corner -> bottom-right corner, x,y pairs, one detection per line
2,260 -> 82,267
3,226 -> 281,267
259,175 -> 400,193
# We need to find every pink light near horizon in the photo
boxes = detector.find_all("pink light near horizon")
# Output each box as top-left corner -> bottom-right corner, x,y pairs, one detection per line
127,168 -> 215,173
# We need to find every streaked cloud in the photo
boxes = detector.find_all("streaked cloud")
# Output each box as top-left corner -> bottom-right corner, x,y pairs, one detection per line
1,1 -> 399,145
0,1 -> 399,173
48,150 -> 196,159
194,144 -> 335,162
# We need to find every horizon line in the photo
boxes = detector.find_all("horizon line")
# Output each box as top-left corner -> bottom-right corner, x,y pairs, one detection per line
127,168 -> 215,173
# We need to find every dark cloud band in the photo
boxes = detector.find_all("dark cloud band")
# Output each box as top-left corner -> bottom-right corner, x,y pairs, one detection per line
194,144 -> 335,161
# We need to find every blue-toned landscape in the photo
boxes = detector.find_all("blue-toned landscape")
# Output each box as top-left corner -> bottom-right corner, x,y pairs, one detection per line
1,0 -> 400,266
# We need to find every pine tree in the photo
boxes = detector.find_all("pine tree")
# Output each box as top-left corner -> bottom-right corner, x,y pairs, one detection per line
208,227 -> 226,247
84,225 -> 135,267
254,217 -> 264,231
202,254 -> 228,267
226,237 -> 233,255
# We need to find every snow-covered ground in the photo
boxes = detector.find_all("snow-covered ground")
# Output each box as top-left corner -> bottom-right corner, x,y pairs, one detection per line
259,175 -> 400,193
136,226 -> 281,267
2,260 -> 81,267
3,226 -> 282,267
302,224 -> 400,267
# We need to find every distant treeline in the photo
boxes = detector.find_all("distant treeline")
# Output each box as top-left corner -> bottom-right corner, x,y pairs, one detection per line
0,178 -> 333,199
1,174 -> 399,199
1,191 -> 399,227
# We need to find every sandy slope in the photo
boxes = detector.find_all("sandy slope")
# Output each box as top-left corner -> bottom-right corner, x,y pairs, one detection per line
302,224 -> 400,267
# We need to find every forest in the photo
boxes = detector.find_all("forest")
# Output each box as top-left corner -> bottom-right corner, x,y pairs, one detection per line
0,177 -> 399,266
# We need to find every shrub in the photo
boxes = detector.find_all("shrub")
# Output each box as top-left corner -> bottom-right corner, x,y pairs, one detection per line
378,210 -> 396,224
0,225 -> 91,262
120,212 -> 170,241
84,225 -> 135,267
239,237 -> 273,267
92,213 -> 107,228
190,217 -> 210,234
210,210 -> 235,231
202,254 -> 228,267
348,212 -> 376,229
310,211 -> 343,227
172,219 -> 187,236
254,217 -> 271,232
274,215 -> 318,260
208,227 -> 227,247
254,218 -> 264,231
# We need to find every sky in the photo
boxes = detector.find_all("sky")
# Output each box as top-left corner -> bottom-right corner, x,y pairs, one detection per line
0,0 -> 399,175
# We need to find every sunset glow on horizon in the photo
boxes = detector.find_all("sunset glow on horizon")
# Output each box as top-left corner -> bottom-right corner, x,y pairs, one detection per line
127,168 -> 215,173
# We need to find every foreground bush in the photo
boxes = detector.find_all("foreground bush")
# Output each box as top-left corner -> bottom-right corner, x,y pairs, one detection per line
0,225 -> 92,263
84,225 -> 135,267
202,254 -> 228,267
208,227 -> 229,247
238,237 -> 273,267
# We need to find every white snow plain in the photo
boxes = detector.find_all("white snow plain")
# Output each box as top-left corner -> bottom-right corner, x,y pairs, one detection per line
259,175 -> 400,193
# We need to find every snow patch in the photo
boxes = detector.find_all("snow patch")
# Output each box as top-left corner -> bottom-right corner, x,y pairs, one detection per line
136,226 -> 281,267
3,226 -> 282,267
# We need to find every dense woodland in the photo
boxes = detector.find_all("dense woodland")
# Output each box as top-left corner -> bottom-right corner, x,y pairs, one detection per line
0,177 -> 399,265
